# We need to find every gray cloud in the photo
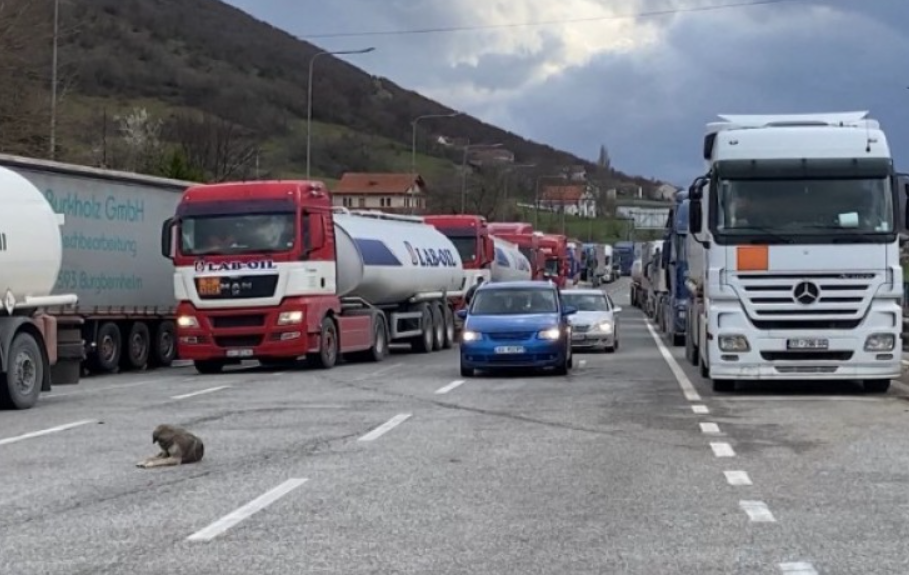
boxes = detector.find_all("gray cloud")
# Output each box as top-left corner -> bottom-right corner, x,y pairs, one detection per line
225,0 -> 909,184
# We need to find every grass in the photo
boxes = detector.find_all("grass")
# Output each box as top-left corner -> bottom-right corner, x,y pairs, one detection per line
516,206 -> 665,244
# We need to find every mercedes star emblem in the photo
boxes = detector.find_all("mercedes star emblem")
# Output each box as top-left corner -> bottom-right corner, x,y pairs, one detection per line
792,281 -> 820,305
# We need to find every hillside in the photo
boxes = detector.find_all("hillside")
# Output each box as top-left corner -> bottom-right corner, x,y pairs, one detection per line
0,0 -> 661,212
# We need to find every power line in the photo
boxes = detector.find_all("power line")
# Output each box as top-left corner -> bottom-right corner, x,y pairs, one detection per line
302,0 -> 812,39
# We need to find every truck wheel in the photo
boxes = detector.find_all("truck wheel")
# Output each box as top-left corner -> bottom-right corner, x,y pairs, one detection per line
151,320 -> 176,368
863,379 -> 890,394
92,322 -> 121,374
367,315 -> 388,362
442,305 -> 455,349
312,317 -> 339,369
411,304 -> 433,353
0,331 -> 44,410
194,360 -> 224,374
430,303 -> 444,351
121,322 -> 151,371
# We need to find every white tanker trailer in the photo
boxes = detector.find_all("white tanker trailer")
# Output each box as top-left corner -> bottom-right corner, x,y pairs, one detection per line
0,167 -> 84,409
163,186 -> 467,373
491,236 -> 532,283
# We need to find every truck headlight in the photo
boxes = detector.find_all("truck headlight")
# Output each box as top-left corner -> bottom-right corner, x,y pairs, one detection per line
864,333 -> 895,352
538,327 -> 561,340
277,311 -> 304,325
462,330 -> 481,342
718,334 -> 750,352
176,315 -> 198,328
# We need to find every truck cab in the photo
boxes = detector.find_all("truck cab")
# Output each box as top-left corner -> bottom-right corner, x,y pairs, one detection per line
686,111 -> 906,393
488,222 -> 544,280
537,233 -> 569,287
423,214 -> 494,291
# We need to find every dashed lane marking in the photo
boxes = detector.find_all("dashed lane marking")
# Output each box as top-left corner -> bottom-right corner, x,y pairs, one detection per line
724,470 -> 753,486
187,478 -> 308,542
739,500 -> 776,522
779,562 -> 818,575
0,419 -> 97,446
171,386 -> 231,400
435,380 -> 465,394
699,422 -> 721,434
357,413 -> 412,442
710,442 -> 736,457
644,321 -> 701,401
692,405 -> 710,414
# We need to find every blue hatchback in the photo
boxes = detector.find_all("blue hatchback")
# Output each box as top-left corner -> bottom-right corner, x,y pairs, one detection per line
456,281 -> 577,377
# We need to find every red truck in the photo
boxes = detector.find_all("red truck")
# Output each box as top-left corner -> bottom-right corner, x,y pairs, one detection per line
160,181 -> 467,373
537,233 -> 569,288
487,222 -> 545,280
422,215 -> 494,297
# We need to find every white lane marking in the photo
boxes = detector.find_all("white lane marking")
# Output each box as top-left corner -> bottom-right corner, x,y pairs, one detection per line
710,442 -> 736,457
171,386 -> 231,400
578,359 -> 587,368
692,405 -> 710,414
700,422 -> 721,434
724,470 -> 753,486
358,413 -> 412,442
0,419 -> 97,446
187,478 -> 308,542
44,379 -> 157,398
739,500 -> 776,522
779,561 -> 818,575
435,380 -> 465,394
643,321 -> 701,401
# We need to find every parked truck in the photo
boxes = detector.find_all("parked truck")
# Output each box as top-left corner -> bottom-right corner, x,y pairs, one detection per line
660,191 -> 689,346
0,153 -> 188,375
1,167 -> 84,409
581,243 -> 609,286
488,222 -> 544,280
686,111 -> 905,393
614,241 -> 635,276
161,181 -> 466,373
537,233 -> 569,287
641,240 -> 667,319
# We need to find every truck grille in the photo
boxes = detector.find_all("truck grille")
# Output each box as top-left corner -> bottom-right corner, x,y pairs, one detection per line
210,315 -> 266,328
733,272 -> 875,330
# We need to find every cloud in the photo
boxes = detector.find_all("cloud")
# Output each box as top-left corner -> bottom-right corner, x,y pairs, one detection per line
225,0 -> 909,184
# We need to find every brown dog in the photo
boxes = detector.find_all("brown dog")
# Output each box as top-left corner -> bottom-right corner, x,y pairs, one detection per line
137,424 -> 205,469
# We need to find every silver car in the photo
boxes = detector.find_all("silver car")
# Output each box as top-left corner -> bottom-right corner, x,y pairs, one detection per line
562,289 -> 621,352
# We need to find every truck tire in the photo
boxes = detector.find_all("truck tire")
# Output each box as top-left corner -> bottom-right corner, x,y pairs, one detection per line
311,316 -> 339,369
430,303 -> 444,351
863,379 -> 890,394
442,305 -> 455,349
121,322 -> 151,371
194,360 -> 224,374
411,304 -> 433,354
92,322 -> 121,374
366,315 -> 388,362
0,331 -> 44,410
151,320 -> 176,368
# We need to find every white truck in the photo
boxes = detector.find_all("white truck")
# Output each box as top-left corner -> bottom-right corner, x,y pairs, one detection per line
685,111 -> 905,393
0,167 -> 84,409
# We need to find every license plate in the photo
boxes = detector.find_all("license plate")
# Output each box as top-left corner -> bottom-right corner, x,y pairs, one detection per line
786,338 -> 828,350
494,346 -> 525,354
572,333 -> 586,341
226,348 -> 254,358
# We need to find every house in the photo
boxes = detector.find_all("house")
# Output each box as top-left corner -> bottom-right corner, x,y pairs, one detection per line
332,173 -> 428,213
538,184 -> 597,218
651,183 -> 678,201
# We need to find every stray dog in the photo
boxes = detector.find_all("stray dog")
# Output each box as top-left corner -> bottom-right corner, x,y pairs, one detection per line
136,424 -> 204,469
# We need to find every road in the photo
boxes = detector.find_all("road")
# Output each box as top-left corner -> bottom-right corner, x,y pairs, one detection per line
2,277 -> 909,574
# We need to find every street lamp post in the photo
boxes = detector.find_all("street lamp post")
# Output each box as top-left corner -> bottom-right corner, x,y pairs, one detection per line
49,0 -> 59,159
306,46 -> 375,178
460,142 -> 503,214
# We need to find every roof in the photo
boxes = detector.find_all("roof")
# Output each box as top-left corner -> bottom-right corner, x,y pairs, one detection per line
334,173 -> 426,195
476,280 -> 555,292
541,184 -> 585,202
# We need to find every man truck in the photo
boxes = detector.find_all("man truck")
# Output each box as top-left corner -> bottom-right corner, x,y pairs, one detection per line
1,167 -> 84,409
660,191 -> 689,346
685,111 -> 905,393
161,181 -> 467,374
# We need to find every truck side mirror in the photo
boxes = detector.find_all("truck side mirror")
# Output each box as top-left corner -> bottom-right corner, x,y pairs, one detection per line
160,218 -> 175,260
689,201 -> 703,233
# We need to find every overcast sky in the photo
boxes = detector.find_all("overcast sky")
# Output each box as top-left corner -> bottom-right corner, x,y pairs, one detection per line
224,0 -> 908,186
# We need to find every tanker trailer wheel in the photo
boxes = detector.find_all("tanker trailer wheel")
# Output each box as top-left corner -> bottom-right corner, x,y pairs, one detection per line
121,322 -> 151,371
442,305 -> 455,349
430,303 -> 445,351
0,331 -> 44,410
311,316 -> 339,369
90,322 -> 121,374
150,320 -> 176,368
410,304 -> 434,354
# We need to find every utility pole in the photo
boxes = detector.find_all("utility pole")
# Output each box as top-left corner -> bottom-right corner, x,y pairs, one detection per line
49,0 -> 59,159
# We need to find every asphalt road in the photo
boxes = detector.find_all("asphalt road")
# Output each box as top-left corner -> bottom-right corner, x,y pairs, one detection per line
2,277 -> 909,574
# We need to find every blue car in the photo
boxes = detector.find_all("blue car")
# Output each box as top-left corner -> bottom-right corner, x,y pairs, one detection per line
456,281 -> 577,377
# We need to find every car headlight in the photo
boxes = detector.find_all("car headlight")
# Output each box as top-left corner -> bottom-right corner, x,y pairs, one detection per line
462,330 -> 481,342
864,333 -> 895,352
176,315 -> 199,328
538,327 -> 561,340
277,311 -> 304,325
596,322 -> 613,333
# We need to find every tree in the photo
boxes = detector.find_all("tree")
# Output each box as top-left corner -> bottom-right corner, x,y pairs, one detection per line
597,144 -> 611,172
163,111 -> 261,182
113,106 -> 164,173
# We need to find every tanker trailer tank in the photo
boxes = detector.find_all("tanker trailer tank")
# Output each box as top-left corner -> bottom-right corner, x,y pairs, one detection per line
490,236 -> 533,283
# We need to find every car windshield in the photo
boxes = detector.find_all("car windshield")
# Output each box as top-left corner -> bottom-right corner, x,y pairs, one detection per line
561,292 -> 611,312
180,213 -> 295,256
470,288 -> 558,315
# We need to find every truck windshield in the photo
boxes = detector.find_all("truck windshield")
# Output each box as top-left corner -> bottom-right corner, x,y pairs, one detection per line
470,288 -> 558,315
544,258 -> 560,274
518,247 -> 534,264
716,178 -> 894,242
180,213 -> 296,255
445,236 -> 478,263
